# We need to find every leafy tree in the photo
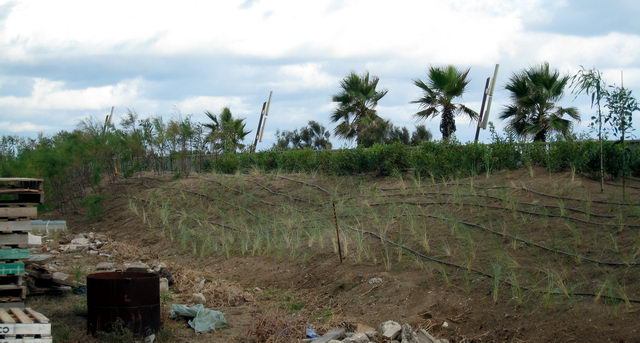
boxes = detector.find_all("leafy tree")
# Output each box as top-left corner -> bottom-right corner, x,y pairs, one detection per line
204,107 -> 251,153
357,121 -> 431,147
356,119 -> 393,148
411,125 -> 432,145
412,65 -> 477,140
331,72 -> 388,145
501,62 -> 579,142
605,85 -> 638,199
571,66 -> 607,191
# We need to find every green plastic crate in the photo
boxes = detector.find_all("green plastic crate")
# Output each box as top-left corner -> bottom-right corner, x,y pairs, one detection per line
0,262 -> 25,275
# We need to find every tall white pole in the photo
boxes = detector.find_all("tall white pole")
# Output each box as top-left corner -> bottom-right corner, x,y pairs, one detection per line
480,64 -> 500,129
258,91 -> 272,142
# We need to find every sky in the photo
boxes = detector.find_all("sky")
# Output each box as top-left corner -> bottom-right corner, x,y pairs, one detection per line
0,0 -> 639,149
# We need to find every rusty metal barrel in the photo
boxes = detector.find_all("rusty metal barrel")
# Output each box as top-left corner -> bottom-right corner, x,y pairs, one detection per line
87,272 -> 160,336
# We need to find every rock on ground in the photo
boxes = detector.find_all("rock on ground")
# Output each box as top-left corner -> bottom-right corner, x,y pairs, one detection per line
192,292 -> 206,304
380,321 -> 402,339
343,332 -> 369,343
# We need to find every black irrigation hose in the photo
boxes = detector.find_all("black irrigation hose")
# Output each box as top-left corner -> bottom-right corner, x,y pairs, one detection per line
199,176 -> 315,214
381,181 -> 640,206
520,187 -> 640,206
341,225 -> 640,304
198,176 -> 278,208
348,191 -> 637,219
249,179 -> 319,206
368,201 -> 640,229
124,195 -> 240,232
605,182 -> 640,190
401,213 -> 640,267
160,186 -> 259,219
276,175 -> 331,196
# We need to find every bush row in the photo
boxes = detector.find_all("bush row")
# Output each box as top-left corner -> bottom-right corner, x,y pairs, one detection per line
212,141 -> 640,179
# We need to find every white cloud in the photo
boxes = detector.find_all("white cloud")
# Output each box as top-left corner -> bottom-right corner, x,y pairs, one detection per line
269,63 -> 338,92
0,0 -> 526,64
0,78 -> 143,110
0,121 -> 51,133
175,96 -> 252,116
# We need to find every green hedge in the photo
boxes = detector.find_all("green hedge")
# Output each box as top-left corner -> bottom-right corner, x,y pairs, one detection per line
211,141 -> 639,179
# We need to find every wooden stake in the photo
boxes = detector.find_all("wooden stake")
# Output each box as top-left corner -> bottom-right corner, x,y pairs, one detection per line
332,201 -> 343,264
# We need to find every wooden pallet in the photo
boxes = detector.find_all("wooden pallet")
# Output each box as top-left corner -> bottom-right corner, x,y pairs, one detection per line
0,234 -> 41,248
0,223 -> 31,235
0,209 -> 36,221
0,286 -> 26,302
0,307 -> 51,343
0,179 -> 44,205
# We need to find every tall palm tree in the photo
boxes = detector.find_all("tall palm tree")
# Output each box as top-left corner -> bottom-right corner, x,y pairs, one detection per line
412,66 -> 477,140
500,62 -> 579,142
204,107 -> 251,153
331,72 -> 388,144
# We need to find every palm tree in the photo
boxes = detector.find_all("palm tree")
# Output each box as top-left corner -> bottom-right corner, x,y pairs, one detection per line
412,66 -> 477,140
331,72 -> 388,145
273,121 -> 332,150
298,121 -> 332,150
500,62 -> 579,142
204,107 -> 251,153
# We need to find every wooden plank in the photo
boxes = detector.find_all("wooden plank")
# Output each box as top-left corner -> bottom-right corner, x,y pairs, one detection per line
0,337 -> 52,343
0,208 -> 36,219
0,222 -> 31,233
0,285 -> 22,291
0,309 -> 15,323
0,178 -> 43,182
23,309 -> 48,324
0,250 -> 29,260
0,264 -> 24,276
0,322 -> 51,335
0,234 -> 41,246
9,308 -> 31,324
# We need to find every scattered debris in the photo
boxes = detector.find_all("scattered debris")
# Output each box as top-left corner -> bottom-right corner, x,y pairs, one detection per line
309,328 -> 345,343
308,321 -> 448,343
368,277 -> 383,285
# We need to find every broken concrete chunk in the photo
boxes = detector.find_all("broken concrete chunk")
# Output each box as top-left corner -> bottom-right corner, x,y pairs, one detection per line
96,262 -> 115,271
71,237 -> 90,245
380,321 -> 402,339
310,328 -> 346,343
343,332 -> 369,343
160,278 -> 169,293
52,272 -> 70,281
124,261 -> 150,273
416,329 -> 438,343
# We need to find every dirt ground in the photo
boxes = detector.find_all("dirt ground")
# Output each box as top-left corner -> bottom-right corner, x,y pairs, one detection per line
28,168 -> 640,343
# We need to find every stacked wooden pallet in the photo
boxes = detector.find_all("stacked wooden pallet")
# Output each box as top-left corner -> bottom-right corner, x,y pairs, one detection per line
0,179 -> 43,306
0,307 -> 51,343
